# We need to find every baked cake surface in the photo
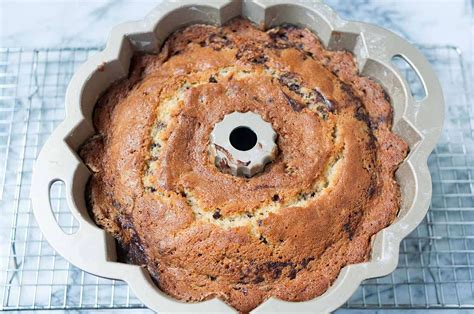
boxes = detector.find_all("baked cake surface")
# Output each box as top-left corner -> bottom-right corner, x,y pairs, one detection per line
80,18 -> 408,313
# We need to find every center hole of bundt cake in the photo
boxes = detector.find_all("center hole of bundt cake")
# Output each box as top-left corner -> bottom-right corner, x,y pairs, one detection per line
229,127 -> 257,151
210,111 -> 277,177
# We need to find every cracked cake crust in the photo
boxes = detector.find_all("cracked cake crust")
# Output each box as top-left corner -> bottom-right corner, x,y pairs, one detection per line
80,18 -> 408,313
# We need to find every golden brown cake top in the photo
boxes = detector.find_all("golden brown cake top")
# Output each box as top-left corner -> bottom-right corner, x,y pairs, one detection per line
80,18 -> 408,313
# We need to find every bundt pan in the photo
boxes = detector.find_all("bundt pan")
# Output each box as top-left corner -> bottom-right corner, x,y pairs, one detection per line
31,0 -> 444,312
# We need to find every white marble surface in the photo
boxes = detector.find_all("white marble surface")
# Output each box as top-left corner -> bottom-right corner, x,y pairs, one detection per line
0,0 -> 472,52
1,0 -> 472,79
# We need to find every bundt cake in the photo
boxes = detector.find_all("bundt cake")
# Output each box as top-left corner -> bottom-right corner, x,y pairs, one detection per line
80,18 -> 408,313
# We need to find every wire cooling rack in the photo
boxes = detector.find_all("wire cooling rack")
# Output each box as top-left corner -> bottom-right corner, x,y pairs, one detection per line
0,45 -> 472,311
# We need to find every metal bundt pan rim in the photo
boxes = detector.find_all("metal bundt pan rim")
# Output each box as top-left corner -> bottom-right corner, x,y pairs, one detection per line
31,0 -> 445,312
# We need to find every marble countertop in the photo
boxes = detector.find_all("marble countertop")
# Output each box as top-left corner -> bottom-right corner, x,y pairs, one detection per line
2,0 -> 472,80
2,0 -> 472,53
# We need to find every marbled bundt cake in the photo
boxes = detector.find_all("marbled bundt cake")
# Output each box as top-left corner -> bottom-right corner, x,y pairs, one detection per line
80,18 -> 408,313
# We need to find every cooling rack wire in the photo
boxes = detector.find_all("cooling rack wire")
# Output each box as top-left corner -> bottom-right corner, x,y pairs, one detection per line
0,45 -> 472,311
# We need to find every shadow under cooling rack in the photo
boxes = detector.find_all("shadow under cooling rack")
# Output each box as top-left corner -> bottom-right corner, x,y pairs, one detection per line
0,45 -> 472,311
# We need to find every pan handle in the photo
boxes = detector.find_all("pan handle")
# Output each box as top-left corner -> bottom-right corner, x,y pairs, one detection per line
365,23 -> 445,149
31,122 -> 130,278
355,23 -> 445,236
